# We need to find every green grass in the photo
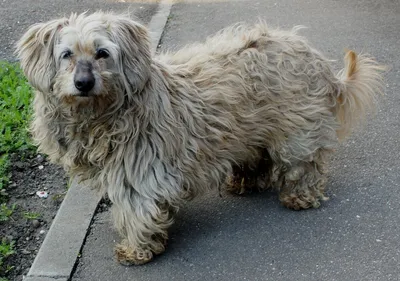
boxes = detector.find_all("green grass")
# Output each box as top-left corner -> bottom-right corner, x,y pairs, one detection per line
0,204 -> 15,222
0,60 -> 35,281
0,239 -> 15,278
0,61 -> 34,201
23,211 -> 40,220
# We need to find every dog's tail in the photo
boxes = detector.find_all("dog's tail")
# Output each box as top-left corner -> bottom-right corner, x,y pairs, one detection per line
335,50 -> 386,140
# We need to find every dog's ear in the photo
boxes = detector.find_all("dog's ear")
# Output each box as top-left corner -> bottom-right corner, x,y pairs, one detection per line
106,15 -> 152,95
16,19 -> 67,93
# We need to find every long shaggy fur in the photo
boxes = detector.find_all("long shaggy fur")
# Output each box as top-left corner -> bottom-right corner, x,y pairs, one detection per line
16,12 -> 385,265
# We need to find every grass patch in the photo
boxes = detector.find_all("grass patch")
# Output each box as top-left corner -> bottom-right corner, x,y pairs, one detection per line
0,204 -> 15,222
0,61 -> 34,201
0,238 -> 15,278
23,211 -> 40,220
0,60 -> 34,280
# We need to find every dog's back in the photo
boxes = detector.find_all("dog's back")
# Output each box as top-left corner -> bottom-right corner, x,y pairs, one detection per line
157,22 -> 384,209
158,22 -> 384,148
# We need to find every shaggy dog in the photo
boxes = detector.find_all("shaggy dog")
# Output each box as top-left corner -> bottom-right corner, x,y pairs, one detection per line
16,12 -> 384,265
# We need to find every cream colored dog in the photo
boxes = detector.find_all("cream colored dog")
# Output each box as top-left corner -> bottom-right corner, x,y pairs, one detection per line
16,12 -> 384,265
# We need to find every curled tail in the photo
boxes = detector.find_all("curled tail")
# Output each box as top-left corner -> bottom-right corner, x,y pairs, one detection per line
335,50 -> 386,140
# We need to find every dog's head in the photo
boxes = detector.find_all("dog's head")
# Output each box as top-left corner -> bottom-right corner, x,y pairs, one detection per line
16,12 -> 151,104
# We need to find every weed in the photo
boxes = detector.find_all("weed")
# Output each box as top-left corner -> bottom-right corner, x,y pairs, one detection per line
0,238 -> 15,277
0,156 -> 10,202
23,211 -> 40,220
0,204 -> 15,222
66,179 -> 72,190
52,192 -> 67,201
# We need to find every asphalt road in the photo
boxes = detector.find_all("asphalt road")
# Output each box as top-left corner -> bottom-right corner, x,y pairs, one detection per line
0,0 -> 159,60
67,0 -> 398,280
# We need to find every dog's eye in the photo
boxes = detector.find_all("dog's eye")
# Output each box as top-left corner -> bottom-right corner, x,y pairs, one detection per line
61,50 -> 73,59
95,49 -> 110,60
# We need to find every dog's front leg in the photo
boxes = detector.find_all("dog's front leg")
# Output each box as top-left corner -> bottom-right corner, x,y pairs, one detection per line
109,189 -> 172,265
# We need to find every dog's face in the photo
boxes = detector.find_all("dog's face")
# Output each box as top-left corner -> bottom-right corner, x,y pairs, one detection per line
52,22 -> 117,99
16,12 -> 152,105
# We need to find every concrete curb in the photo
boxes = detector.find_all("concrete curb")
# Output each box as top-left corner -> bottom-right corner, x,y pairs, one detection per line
148,0 -> 173,55
24,2 -> 172,280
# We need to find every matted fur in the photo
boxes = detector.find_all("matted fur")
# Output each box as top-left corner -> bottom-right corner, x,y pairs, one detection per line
16,12 -> 385,265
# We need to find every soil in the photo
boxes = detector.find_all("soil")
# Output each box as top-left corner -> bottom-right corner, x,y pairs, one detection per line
1,154 -> 67,281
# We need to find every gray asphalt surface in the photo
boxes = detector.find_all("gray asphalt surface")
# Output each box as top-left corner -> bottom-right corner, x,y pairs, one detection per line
0,0 -> 159,60
67,0 -> 399,280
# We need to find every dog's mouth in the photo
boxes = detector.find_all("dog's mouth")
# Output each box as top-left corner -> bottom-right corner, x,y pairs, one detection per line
73,91 -> 93,98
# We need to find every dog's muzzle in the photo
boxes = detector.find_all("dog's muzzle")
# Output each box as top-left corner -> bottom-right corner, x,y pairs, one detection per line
74,61 -> 95,96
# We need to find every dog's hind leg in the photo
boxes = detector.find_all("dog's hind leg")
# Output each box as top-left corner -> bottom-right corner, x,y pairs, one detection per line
277,148 -> 332,210
110,192 -> 172,265
226,150 -> 272,194
226,164 -> 261,194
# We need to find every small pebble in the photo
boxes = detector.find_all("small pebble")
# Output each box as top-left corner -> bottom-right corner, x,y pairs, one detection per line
32,220 -> 40,228
38,165 -> 44,170
15,162 -> 25,170
26,237 -> 30,241
22,249 -> 31,255
39,230 -> 46,235
36,154 -> 44,163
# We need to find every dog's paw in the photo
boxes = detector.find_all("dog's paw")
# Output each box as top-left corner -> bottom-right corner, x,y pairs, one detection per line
115,241 -> 154,266
279,192 -> 328,210
279,172 -> 329,210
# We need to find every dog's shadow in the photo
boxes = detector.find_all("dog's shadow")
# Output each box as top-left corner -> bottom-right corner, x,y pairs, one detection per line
90,174 -> 392,281
169,190 -> 277,240
155,189 -> 325,265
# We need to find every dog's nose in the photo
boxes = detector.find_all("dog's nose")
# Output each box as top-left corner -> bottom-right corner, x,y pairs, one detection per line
74,75 -> 95,92
74,62 -> 95,93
